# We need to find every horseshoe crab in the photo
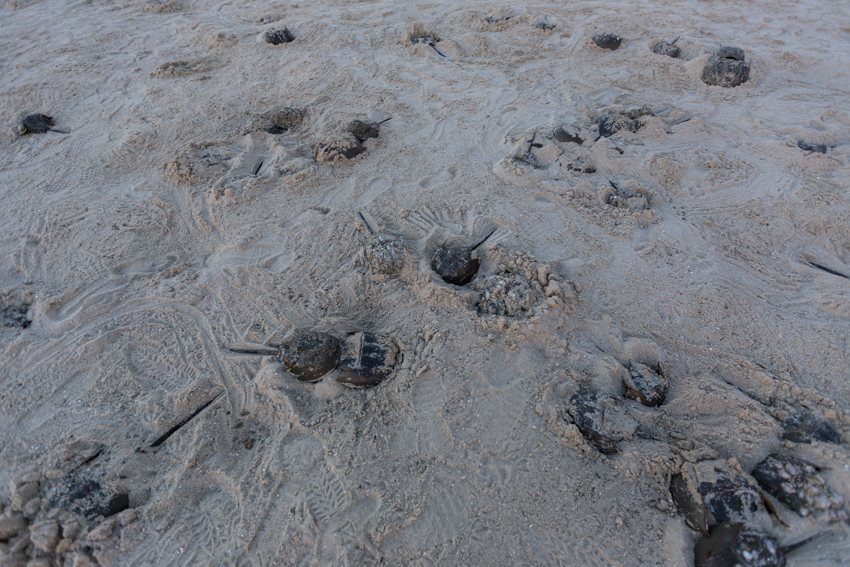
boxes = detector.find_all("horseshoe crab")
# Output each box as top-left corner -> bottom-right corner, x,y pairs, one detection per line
347,120 -> 379,141
357,213 -> 406,277
567,389 -> 637,455
2,303 -> 30,328
797,141 -> 828,155
268,107 -> 305,131
623,361 -> 668,407
474,272 -> 537,317
230,330 -> 343,382
694,522 -> 823,567
598,114 -> 640,138
751,454 -> 846,520
671,460 -> 765,534
262,27 -> 294,45
782,412 -> 841,444
336,332 -> 398,388
652,38 -> 680,58
592,33 -> 621,50
18,114 -> 63,135
702,46 -> 750,87
409,22 -> 445,57
315,136 -> 365,164
553,124 -> 583,145
432,228 -> 496,286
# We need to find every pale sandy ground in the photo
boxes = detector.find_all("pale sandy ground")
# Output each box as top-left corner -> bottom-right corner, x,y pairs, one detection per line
2,0 -> 850,565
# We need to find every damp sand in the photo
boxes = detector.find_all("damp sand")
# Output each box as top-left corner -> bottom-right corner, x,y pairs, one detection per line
1,0 -> 850,565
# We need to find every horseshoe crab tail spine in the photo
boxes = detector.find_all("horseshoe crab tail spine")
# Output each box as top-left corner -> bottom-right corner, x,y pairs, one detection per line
471,227 -> 498,251
357,212 -> 376,235
781,532 -> 827,555
226,344 -> 279,356
526,129 -> 538,154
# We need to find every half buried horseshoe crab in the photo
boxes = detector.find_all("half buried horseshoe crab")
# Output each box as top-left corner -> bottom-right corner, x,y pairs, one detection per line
671,460 -> 766,534
358,212 -> 407,277
751,454 -> 847,520
432,228 -> 497,286
694,522 -> 824,567
18,113 -> 69,135
229,330 -> 343,382
623,361 -> 668,407
336,332 -> 399,388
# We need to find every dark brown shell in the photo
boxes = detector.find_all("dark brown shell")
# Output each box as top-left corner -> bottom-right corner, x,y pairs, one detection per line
623,362 -> 668,407
262,27 -> 294,44
432,246 -> 480,286
276,331 -> 343,382
20,114 -> 54,134
751,454 -> 845,518
598,114 -> 640,138
652,40 -> 680,58
671,472 -> 709,534
592,33 -> 621,50
702,47 -> 750,87
672,461 -> 765,533
336,332 -> 398,388
347,120 -> 379,141
553,125 -> 583,144
315,137 -> 366,164
782,412 -> 841,444
269,107 -> 304,130
568,390 -> 620,455
694,523 -> 784,567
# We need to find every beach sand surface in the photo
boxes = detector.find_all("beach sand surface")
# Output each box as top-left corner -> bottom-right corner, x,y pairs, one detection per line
1,0 -> 850,565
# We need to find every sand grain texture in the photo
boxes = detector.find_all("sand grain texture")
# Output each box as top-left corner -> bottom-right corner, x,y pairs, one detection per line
2,0 -> 850,565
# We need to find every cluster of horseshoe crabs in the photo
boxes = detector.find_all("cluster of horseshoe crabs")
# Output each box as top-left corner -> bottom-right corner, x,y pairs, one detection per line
231,329 -> 398,388
670,429 -> 846,565
357,216 -> 572,322
553,339 -> 845,566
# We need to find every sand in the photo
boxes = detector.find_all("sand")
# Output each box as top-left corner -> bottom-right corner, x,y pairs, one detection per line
1,0 -> 850,565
